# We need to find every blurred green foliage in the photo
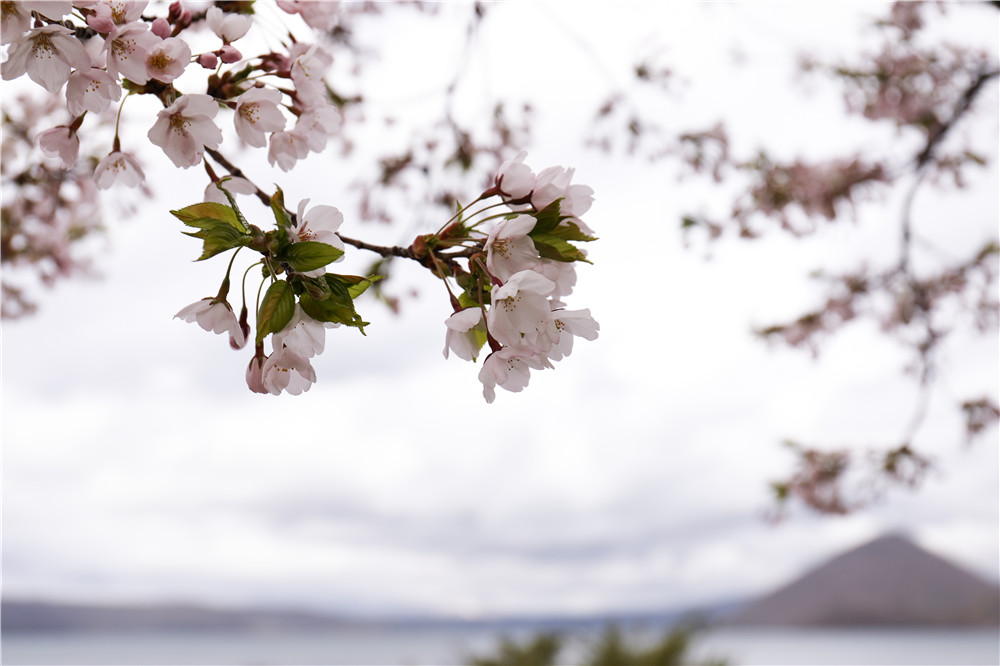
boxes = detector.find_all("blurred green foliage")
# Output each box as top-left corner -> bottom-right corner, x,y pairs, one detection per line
468,625 -> 727,666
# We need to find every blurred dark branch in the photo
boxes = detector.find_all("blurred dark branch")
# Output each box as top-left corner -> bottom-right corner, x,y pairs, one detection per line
915,68 -> 1000,169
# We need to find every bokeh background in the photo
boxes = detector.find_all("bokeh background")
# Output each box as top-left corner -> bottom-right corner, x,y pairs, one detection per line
3,0 -> 997,633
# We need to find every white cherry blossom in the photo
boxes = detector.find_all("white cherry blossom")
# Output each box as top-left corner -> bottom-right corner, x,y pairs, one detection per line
545,308 -> 600,362
273,305 -> 335,358
267,130 -> 309,171
206,6 -> 253,43
262,346 -> 317,396
37,126 -> 79,168
145,37 -> 190,83
1,3 -> 33,45
105,22 -> 159,84
496,150 -> 536,199
486,214 -> 539,282
147,94 -> 222,168
276,0 -> 338,31
204,176 -> 256,204
94,150 -> 145,189
66,67 -> 122,115
87,0 -> 147,32
234,87 -> 285,148
289,43 -> 332,105
174,297 -> 244,347
487,269 -> 558,352
2,25 -> 90,92
478,346 -> 552,403
443,307 -> 485,361
294,103 -> 339,152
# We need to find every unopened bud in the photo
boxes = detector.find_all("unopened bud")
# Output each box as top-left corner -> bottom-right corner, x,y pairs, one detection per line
219,45 -> 242,64
86,15 -> 114,33
198,52 -> 219,69
151,17 -> 171,39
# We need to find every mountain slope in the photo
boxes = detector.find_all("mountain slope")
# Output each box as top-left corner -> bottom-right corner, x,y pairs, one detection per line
730,533 -> 999,626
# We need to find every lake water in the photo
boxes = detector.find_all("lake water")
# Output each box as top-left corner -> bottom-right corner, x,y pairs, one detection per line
3,626 -> 998,665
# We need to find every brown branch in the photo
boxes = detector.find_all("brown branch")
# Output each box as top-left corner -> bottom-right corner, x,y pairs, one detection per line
916,68 -> 1000,168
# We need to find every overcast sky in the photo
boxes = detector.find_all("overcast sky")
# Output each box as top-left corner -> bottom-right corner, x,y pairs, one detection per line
2,2 -> 998,619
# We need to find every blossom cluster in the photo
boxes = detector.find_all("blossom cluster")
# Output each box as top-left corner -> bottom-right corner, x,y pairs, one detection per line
171,185 -> 363,396
1,0 -> 341,187
437,151 -> 600,402
3,3 -> 601,401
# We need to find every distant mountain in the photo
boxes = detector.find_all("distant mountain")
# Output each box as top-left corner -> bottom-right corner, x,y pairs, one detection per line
730,533 -> 1000,627
0,600 -> 359,634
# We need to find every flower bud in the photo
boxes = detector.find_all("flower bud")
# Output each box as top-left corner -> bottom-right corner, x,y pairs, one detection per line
151,17 -> 171,39
219,45 -> 242,64
198,52 -> 219,69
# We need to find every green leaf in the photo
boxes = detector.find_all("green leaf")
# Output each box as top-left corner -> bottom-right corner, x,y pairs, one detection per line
530,199 -> 563,235
171,202 -> 243,231
457,291 -> 480,310
298,276 -> 369,333
209,180 -> 250,232
270,186 -> 293,230
545,220 -> 597,243
328,274 -> 385,299
256,280 -> 295,344
183,224 -> 252,261
531,234 -> 591,264
281,241 -> 345,272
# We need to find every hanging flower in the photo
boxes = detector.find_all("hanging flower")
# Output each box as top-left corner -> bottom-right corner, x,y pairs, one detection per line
94,150 -> 145,189
443,307 -> 485,362
206,6 -> 253,43
66,67 -> 122,115
174,297 -> 245,348
37,126 -> 80,168
262,346 -> 317,396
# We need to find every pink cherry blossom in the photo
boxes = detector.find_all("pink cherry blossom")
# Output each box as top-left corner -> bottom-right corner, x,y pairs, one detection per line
88,0 -> 147,31
37,126 -> 79,168
293,198 -> 345,248
105,22 -> 159,84
1,3 -> 33,45
206,6 -> 253,43
94,151 -> 145,189
174,297 -> 245,347
487,269 -> 558,352
276,0 -> 338,31
486,214 -> 539,282
66,67 -> 122,115
267,130 -> 310,171
294,103 -> 339,152
496,150 -> 536,199
2,25 -> 90,92
204,176 -> 256,204
147,94 -> 222,168
273,304 -> 334,358
234,87 -> 285,148
478,346 -> 552,403
289,43 -> 332,105
545,308 -> 600,362
443,307 -> 485,361
20,1 -> 72,20
262,346 -> 317,395
145,37 -> 190,83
